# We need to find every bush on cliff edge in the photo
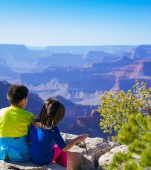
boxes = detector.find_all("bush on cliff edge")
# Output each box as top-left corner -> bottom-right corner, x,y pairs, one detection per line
99,80 -> 151,169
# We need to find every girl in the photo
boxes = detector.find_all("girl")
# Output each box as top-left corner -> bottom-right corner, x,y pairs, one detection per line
29,98 -> 88,168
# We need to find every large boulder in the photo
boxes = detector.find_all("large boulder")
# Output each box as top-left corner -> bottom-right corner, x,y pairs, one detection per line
62,133 -> 119,170
98,145 -> 128,169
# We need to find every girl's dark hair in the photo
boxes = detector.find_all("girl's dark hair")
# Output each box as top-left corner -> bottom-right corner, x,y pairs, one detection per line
7,84 -> 28,105
37,98 -> 65,129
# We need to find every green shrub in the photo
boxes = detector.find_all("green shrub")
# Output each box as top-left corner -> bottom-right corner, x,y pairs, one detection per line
99,80 -> 151,134
99,80 -> 151,169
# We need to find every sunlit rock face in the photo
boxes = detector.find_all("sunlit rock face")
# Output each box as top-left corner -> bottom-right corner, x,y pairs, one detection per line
62,133 -> 122,170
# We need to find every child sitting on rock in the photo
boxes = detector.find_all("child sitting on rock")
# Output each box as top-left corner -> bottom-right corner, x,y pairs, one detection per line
0,84 -> 35,162
29,98 -> 88,168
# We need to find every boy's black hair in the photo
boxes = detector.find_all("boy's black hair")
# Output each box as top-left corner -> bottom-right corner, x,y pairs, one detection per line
7,84 -> 28,105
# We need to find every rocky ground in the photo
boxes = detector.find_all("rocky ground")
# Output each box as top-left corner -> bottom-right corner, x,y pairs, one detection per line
62,133 -> 127,170
0,133 -> 128,170
0,160 -> 65,170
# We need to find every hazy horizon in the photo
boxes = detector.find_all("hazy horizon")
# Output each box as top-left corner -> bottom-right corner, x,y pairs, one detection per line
0,44 -> 139,46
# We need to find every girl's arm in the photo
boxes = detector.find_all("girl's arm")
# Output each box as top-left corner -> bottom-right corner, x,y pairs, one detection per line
62,134 -> 88,151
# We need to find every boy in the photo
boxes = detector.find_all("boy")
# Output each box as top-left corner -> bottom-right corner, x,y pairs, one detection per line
0,84 -> 35,162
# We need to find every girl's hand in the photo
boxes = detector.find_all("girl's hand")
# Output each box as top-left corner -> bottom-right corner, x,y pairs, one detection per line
77,134 -> 88,142
62,134 -> 88,151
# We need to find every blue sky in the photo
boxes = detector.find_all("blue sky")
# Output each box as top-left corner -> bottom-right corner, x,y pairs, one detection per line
0,0 -> 151,46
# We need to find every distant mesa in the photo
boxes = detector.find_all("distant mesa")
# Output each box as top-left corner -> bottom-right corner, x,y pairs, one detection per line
132,45 -> 151,59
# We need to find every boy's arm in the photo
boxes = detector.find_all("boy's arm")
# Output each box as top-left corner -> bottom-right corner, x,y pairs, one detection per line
32,113 -> 36,121
27,113 -> 35,144
29,113 -> 36,124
